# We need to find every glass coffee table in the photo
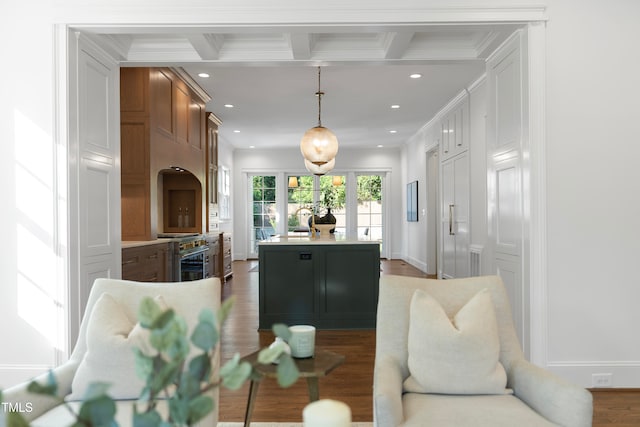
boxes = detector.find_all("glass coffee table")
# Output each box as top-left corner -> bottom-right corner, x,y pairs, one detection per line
240,348 -> 345,426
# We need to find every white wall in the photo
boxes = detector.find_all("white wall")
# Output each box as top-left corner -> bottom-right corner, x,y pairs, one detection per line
217,136 -> 235,235
0,1 -> 62,387
403,129 -> 429,271
543,0 -> 640,386
231,147 -> 402,260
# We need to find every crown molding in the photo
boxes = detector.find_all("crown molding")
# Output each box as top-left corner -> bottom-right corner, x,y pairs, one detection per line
171,67 -> 211,103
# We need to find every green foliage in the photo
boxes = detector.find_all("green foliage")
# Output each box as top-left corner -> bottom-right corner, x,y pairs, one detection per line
357,175 -> 382,203
319,176 -> 345,209
252,176 -> 276,203
4,297 -> 299,427
288,176 -> 314,204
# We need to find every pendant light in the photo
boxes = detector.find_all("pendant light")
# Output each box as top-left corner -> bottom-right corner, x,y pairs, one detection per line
300,67 -> 339,170
304,158 -> 335,176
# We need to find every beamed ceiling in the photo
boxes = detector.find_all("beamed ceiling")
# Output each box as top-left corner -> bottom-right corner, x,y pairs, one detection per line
81,23 -> 522,150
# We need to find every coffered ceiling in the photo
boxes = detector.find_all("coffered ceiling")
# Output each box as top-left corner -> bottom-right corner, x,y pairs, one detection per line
83,23 -> 521,149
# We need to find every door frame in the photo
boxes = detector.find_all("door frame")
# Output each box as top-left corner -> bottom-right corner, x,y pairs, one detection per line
58,14 -> 548,365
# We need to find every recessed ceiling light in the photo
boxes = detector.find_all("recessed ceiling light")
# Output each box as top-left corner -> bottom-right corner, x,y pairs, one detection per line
224,104 -> 234,108
391,105 -> 400,109
389,130 -> 397,134
410,73 -> 422,79
377,144 -> 384,148
233,130 -> 241,133
198,73 -> 210,78
249,145 -> 255,149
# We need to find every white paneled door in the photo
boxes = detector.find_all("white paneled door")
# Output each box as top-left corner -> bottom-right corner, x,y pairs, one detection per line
486,30 -> 527,353
440,152 -> 470,279
67,32 -> 121,351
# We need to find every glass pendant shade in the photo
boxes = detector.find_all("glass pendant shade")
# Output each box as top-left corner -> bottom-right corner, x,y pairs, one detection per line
305,157 -> 335,175
288,176 -> 299,187
300,126 -> 339,166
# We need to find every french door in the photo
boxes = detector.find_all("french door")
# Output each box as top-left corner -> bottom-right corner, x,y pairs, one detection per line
247,172 -> 387,259
248,175 -> 277,258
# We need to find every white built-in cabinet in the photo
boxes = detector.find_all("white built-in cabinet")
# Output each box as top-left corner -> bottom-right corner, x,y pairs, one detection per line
486,30 -> 527,350
439,94 -> 470,279
440,96 -> 469,161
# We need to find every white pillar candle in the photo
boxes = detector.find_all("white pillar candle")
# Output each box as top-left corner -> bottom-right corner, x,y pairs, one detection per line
303,399 -> 352,427
288,325 -> 316,358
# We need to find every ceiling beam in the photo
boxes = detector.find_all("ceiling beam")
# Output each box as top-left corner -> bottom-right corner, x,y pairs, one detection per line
288,33 -> 312,60
187,34 -> 224,60
383,32 -> 415,59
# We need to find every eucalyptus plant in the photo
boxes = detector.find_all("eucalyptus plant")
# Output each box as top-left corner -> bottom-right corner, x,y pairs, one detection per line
3,296 -> 299,427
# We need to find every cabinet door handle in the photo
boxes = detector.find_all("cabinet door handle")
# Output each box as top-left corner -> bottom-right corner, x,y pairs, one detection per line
123,257 -> 139,265
449,204 -> 455,235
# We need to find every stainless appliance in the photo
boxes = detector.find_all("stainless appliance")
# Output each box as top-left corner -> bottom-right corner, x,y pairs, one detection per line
159,233 -> 209,281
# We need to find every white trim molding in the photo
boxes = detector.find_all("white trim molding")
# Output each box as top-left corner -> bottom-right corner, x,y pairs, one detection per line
525,21 -> 548,368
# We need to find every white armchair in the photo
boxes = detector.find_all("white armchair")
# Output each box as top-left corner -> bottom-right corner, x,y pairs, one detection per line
373,275 -> 593,427
2,277 -> 221,426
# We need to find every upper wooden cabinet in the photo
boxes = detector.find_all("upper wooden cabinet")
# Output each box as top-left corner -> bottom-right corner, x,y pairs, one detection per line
120,67 -> 209,241
206,113 -> 222,233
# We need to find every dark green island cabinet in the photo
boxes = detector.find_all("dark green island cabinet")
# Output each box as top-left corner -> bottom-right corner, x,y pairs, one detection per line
258,237 -> 380,329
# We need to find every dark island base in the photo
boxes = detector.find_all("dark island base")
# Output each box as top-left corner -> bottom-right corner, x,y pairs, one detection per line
258,242 -> 380,330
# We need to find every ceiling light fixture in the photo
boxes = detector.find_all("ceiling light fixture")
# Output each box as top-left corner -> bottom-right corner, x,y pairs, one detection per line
304,158 -> 335,176
391,104 -> 400,109
198,73 -> 210,78
410,73 -> 422,79
224,104 -> 234,108
300,66 -> 338,173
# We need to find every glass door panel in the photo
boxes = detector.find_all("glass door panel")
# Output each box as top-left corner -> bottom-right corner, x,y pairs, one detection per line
357,175 -> 383,251
287,175 -> 314,234
250,176 -> 276,256
319,175 -> 346,235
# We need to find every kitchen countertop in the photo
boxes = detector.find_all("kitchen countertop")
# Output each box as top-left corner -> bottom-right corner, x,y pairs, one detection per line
121,238 -> 177,249
258,234 -> 379,245
121,232 -> 221,249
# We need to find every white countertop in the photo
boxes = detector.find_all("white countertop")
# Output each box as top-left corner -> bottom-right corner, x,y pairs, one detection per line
121,238 -> 177,248
258,235 -> 380,245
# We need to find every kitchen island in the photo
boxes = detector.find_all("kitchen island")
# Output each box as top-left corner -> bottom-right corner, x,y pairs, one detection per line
258,235 -> 380,329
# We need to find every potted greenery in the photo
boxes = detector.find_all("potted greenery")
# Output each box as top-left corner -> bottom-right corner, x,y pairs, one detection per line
1,296 -> 298,427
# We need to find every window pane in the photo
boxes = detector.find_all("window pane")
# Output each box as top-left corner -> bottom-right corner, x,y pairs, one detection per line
287,175 -> 314,234
319,175 -> 346,235
357,175 -> 383,250
250,176 -> 277,254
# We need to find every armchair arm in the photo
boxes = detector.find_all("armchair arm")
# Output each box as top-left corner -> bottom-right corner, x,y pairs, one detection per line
373,356 -> 404,427
2,361 -> 79,422
509,359 -> 593,427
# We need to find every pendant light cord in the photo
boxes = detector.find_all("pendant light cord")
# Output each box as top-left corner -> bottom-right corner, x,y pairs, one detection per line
316,66 -> 324,127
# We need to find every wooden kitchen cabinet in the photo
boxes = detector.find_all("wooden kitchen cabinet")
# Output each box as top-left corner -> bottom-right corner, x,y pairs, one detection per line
120,67 -> 209,241
122,242 -> 174,282
205,233 -> 220,279
219,232 -> 233,282
206,113 -> 222,233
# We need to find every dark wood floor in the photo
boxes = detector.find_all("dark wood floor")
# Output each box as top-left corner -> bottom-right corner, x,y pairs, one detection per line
218,260 -> 640,425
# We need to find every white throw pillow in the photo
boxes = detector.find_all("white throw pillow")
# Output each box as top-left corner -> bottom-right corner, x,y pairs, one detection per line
403,288 -> 509,395
68,293 -> 166,400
